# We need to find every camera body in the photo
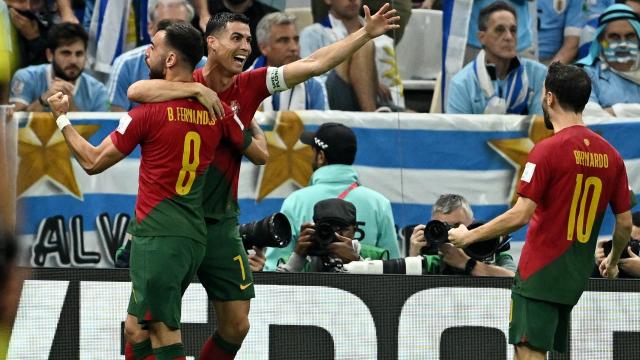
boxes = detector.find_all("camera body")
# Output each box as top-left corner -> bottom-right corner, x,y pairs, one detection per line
420,220 -> 510,262
421,220 -> 452,255
307,221 -> 340,257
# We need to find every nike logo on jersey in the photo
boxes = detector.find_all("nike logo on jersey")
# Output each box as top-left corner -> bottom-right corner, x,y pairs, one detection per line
239,282 -> 253,290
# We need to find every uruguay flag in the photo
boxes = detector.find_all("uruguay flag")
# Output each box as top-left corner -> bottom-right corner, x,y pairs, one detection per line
9,111 -> 640,268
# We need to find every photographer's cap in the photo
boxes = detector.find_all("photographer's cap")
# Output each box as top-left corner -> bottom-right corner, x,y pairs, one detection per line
300,122 -> 357,165
313,198 -> 357,226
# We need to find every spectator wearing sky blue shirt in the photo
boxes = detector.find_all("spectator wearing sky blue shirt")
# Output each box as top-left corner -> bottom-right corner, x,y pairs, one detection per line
537,0 -> 585,64
578,4 -> 640,117
248,12 -> 327,111
465,0 -> 533,64
107,0 -> 205,111
9,22 -> 107,112
448,1 -> 547,115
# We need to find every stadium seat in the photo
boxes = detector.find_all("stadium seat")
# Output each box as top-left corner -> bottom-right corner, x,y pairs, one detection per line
396,9 -> 442,82
285,7 -> 314,30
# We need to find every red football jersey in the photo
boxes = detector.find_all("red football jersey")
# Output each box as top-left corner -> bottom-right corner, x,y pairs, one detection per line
110,98 -> 244,242
514,125 -> 631,304
192,67 -> 272,219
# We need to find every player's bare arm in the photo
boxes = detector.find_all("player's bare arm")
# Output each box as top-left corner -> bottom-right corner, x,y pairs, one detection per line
244,119 -> 268,165
127,80 -> 225,119
282,3 -> 400,88
448,197 -> 537,248
600,210 -> 632,279
48,92 -> 126,174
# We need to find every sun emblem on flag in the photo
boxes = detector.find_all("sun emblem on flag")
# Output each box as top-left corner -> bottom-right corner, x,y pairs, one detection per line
488,116 -> 554,205
255,111 -> 314,201
17,112 -> 100,199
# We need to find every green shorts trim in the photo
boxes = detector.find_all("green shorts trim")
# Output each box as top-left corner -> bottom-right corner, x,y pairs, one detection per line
197,217 -> 255,301
127,235 -> 205,330
509,292 -> 573,353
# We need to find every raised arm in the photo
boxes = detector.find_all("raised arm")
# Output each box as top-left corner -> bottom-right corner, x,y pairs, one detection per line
282,3 -> 400,88
48,92 -> 125,174
127,80 -> 225,119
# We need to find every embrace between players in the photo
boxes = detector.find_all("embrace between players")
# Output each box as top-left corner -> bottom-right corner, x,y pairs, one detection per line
46,5 -> 633,360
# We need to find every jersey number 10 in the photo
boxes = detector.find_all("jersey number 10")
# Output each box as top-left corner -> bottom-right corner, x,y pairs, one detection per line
567,174 -> 603,243
175,131 -> 201,195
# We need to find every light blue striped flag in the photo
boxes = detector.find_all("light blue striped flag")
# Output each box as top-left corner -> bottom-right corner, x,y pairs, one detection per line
11,111 -> 640,267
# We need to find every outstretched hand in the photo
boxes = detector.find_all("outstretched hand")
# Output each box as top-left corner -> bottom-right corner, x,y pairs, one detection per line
363,3 -> 400,39
47,92 -> 70,119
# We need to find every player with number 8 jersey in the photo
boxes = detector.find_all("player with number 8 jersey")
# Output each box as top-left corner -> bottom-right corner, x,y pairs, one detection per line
110,100 -> 248,245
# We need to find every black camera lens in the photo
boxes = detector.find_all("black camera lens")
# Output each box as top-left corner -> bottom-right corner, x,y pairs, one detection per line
308,222 -> 338,257
239,212 -> 292,250
424,220 -> 450,245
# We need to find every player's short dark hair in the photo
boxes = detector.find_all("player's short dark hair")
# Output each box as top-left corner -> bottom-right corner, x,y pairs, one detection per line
163,23 -> 203,70
47,22 -> 89,51
204,12 -> 250,37
544,62 -> 591,114
478,1 -> 517,31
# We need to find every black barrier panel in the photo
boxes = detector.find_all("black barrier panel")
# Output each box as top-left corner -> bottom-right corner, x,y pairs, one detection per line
8,268 -> 640,360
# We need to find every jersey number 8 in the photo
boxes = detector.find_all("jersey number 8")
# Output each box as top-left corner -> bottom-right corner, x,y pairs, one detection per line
175,131 -> 201,195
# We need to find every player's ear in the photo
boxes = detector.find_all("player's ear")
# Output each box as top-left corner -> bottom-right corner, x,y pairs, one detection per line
166,51 -> 177,68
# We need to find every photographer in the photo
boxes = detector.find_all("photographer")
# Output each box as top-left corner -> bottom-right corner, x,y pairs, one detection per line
410,194 -> 515,276
276,199 -> 364,272
595,211 -> 640,277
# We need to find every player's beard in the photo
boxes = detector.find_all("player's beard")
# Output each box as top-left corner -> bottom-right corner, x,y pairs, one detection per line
52,60 -> 81,82
148,61 -> 166,80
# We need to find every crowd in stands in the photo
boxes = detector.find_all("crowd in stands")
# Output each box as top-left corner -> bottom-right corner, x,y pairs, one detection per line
2,0 -> 639,275
2,0 -> 640,114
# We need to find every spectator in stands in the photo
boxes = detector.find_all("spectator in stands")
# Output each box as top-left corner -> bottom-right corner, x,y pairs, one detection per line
447,1 -> 547,115
205,0 -> 277,69
249,12 -> 327,111
300,0 -> 404,112
409,193 -> 516,276
311,0 -> 413,44
5,0 -> 51,69
107,0 -> 202,112
578,4 -> 640,116
264,122 -> 400,271
578,0 -> 615,59
537,0 -> 585,64
595,211 -> 640,277
276,198 -> 364,272
465,0 -> 533,64
9,22 -> 107,112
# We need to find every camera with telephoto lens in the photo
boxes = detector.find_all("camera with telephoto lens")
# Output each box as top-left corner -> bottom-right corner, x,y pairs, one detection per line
421,220 -> 453,255
239,212 -> 292,250
420,220 -> 510,261
307,221 -> 339,257
602,238 -> 640,259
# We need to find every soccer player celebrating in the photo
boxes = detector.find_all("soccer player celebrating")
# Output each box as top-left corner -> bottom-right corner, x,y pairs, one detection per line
449,62 -> 633,360
126,4 -> 400,359
47,23 -> 252,360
